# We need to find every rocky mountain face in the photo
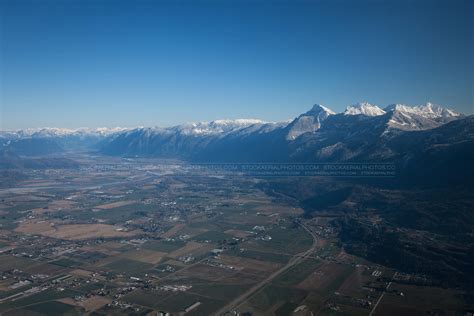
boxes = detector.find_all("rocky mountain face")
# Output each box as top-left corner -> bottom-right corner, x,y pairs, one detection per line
286,104 -> 335,140
95,102 -> 472,186
97,102 -> 464,161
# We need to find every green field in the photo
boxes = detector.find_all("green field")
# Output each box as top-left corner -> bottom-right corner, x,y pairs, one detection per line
0,289 -> 80,313
50,258 -> 82,268
103,258 -> 154,275
24,301 -> 81,316
247,285 -> 309,312
192,230 -> 233,243
142,239 -> 186,252
124,289 -> 172,308
155,292 -> 223,315
189,283 -> 251,301
227,248 -> 290,263
273,257 -> 322,286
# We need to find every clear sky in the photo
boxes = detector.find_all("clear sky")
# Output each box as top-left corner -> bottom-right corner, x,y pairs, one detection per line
1,0 -> 472,129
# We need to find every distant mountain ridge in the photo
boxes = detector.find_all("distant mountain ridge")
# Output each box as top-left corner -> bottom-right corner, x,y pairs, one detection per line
97,101 -> 464,161
95,102 -> 474,187
2,101 -> 472,185
0,127 -> 129,138
0,127 -> 129,155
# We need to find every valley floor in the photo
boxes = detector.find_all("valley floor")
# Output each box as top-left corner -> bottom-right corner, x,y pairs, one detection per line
0,154 -> 470,315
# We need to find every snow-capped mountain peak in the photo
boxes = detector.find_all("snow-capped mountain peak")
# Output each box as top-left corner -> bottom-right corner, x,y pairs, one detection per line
308,104 -> 336,115
344,102 -> 386,116
173,119 -> 267,136
384,102 -> 460,119
417,102 -> 460,118
211,119 -> 265,125
286,104 -> 335,140
384,103 -> 412,113
382,102 -> 461,132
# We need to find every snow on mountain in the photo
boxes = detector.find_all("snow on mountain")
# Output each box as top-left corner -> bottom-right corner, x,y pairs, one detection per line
309,104 -> 335,115
344,102 -> 386,116
383,103 -> 461,131
1,101 -> 463,148
418,102 -> 460,118
0,127 -> 130,139
385,102 -> 459,119
286,104 -> 335,140
175,119 -> 267,136
2,101 -> 466,160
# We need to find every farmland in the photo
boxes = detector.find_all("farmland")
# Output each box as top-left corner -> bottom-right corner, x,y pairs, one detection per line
0,154 -> 470,315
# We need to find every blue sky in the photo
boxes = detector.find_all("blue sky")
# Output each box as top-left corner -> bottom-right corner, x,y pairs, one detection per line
1,0 -> 472,129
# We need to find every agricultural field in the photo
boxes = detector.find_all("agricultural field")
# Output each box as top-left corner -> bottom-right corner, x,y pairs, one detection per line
0,155 -> 470,315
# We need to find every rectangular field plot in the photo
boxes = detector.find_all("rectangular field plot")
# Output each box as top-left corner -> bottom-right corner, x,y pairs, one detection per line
50,258 -> 82,268
167,241 -> 213,259
272,257 -> 322,286
65,250 -> 109,263
142,239 -> 186,253
119,249 -> 167,264
275,227 -> 314,248
155,292 -> 223,315
245,284 -> 309,314
124,289 -> 173,308
250,226 -> 314,255
337,265 -> 369,298
296,263 -> 354,294
102,258 -> 154,275
0,289 -> 81,314
24,301 -> 83,316
219,254 -> 284,274
226,248 -> 290,264
192,230 -> 234,243
176,263 -> 238,282
0,255 -> 37,271
15,222 -> 140,240
188,283 -> 251,302
373,283 -> 466,316
94,200 -> 137,210
188,220 -> 255,234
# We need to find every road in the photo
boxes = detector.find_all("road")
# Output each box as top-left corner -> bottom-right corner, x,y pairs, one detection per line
213,220 -> 318,316
369,273 -> 395,316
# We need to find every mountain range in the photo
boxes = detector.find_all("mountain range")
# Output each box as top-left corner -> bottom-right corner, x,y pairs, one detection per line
97,102 -> 469,167
1,101 -> 472,185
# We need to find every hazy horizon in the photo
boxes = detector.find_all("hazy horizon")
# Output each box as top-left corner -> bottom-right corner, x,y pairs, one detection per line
0,100 -> 468,131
